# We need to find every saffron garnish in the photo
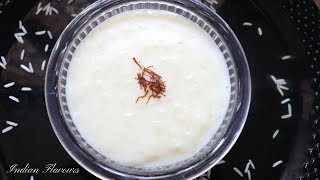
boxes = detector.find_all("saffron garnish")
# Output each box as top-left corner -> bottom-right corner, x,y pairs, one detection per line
133,57 -> 166,104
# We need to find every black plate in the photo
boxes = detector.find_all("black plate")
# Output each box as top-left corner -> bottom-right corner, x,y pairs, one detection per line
0,0 -> 318,179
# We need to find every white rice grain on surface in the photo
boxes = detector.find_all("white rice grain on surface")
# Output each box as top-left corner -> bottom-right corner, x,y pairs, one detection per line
281,98 -> 290,104
41,60 -> 46,71
272,160 -> 283,167
42,3 -> 51,16
0,62 -> 5,69
20,64 -> 31,73
14,33 -> 24,44
1,56 -> 7,66
36,2 -> 42,15
233,167 -> 243,177
35,30 -> 46,35
19,20 -> 27,34
21,87 -> 32,91
281,103 -> 292,119
249,159 -> 255,170
270,75 -> 277,83
243,22 -> 253,26
276,79 -> 286,85
15,32 -> 26,36
276,86 -> 284,96
3,82 -> 15,88
9,96 -> 19,102
0,56 -> 7,69
247,170 -> 252,180
258,27 -> 263,36
244,162 -> 250,173
2,126 -> 13,134
45,44 -> 49,52
20,49 -> 25,60
216,160 -> 225,165
68,0 -> 75,4
273,129 -> 279,139
281,55 -> 292,60
71,13 -> 77,17
51,7 -> 59,14
47,31 -> 53,39
28,62 -> 34,73
278,85 -> 289,90
6,121 -> 18,127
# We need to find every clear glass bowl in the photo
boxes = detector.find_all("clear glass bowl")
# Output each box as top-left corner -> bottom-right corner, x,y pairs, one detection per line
45,0 -> 251,179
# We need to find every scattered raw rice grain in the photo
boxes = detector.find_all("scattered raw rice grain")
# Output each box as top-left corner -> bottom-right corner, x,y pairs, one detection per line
19,20 -> 27,33
281,98 -> 290,104
71,13 -> 77,17
276,87 -> 284,96
2,126 -> 13,134
0,62 -> 5,69
15,32 -> 26,36
1,56 -> 7,66
47,31 -> 53,39
276,79 -> 286,85
272,160 -> 283,167
45,44 -> 49,52
41,60 -> 46,71
273,129 -> 279,139
36,2 -> 42,15
243,22 -> 253,26
249,159 -> 255,170
9,96 -> 19,102
20,49 -> 25,60
51,7 -> 59,14
245,162 -> 250,173
0,56 -> 6,69
281,55 -> 292,60
278,85 -> 289,90
216,160 -> 225,165
68,0 -> 75,4
43,3 -> 51,16
28,62 -> 34,73
6,121 -> 18,126
35,30 -> 46,35
247,170 -> 252,180
270,75 -> 277,83
21,87 -> 32,91
3,82 -> 15,88
14,33 -> 24,44
233,167 -> 243,177
258,27 -> 263,36
281,103 -> 292,119
20,64 -> 31,73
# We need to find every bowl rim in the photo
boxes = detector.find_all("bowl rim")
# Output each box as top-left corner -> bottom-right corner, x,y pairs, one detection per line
45,0 -> 251,179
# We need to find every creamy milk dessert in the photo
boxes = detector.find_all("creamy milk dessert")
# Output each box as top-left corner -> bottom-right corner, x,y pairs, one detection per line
66,10 -> 231,167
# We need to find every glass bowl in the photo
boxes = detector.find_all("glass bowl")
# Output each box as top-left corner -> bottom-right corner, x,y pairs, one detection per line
45,0 -> 251,179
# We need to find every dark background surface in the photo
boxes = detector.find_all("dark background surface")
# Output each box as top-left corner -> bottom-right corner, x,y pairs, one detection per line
0,0 -> 318,179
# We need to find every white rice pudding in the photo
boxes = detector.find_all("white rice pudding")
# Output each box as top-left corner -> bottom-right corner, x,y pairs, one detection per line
66,10 -> 231,167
